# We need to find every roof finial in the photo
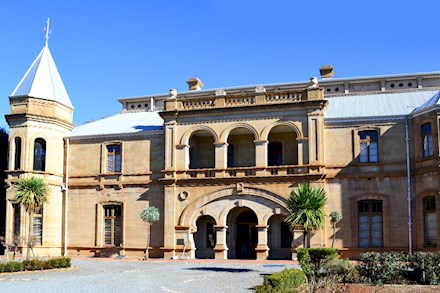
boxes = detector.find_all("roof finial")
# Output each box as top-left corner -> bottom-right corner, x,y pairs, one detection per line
44,17 -> 51,46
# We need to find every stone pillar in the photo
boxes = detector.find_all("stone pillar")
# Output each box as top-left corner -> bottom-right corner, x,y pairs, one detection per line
214,142 -> 227,171
175,144 -> 189,171
255,225 -> 269,260
255,140 -> 267,168
162,184 -> 176,259
213,225 -> 228,259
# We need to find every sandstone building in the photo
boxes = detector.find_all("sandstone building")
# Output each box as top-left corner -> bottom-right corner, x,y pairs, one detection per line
3,41 -> 439,259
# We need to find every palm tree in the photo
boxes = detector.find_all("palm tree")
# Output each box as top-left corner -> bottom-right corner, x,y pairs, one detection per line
140,206 -> 160,260
13,177 -> 49,258
285,183 -> 327,248
329,211 -> 342,248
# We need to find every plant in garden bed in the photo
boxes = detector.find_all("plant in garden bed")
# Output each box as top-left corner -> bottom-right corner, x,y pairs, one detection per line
297,248 -> 339,278
140,206 -> 160,260
13,177 -> 50,258
285,183 -> 328,248
409,251 -> 440,285
255,268 -> 306,293
0,257 -> 70,273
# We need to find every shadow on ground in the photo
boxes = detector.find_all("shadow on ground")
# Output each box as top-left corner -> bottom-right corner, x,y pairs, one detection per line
186,267 -> 255,273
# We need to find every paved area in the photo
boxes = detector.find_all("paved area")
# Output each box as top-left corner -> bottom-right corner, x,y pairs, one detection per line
0,257 -> 300,293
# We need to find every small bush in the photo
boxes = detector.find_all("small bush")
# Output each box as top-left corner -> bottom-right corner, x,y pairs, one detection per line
297,248 -> 338,277
1,261 -> 24,272
324,258 -> 360,283
255,269 -> 306,293
358,252 -> 409,284
0,257 -> 71,273
409,252 -> 440,285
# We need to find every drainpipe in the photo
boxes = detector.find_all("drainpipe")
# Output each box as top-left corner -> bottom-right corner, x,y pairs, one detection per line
64,138 -> 70,256
405,116 -> 413,256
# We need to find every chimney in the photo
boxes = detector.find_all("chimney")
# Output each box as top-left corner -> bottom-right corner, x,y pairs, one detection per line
319,65 -> 334,79
186,77 -> 204,91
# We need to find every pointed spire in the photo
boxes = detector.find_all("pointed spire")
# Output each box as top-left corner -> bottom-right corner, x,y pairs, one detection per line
10,19 -> 73,109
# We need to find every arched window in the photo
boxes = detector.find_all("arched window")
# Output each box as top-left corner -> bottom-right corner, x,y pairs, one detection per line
33,138 -> 46,171
424,196 -> 437,247
14,137 -> 22,170
358,200 -> 383,248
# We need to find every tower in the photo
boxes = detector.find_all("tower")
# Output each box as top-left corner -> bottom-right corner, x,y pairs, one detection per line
4,20 -> 73,256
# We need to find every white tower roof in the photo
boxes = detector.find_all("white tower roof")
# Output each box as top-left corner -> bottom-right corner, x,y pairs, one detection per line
10,44 -> 73,109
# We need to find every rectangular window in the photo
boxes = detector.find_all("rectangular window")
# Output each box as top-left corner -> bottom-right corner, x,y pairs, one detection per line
107,145 -> 121,173
359,131 -> 378,163
358,200 -> 383,248
33,207 -> 43,245
422,123 -> 433,158
104,205 -> 122,246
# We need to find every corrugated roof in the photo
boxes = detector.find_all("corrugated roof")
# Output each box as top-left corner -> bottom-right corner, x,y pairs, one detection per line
11,45 -> 73,108
69,111 -> 163,137
325,90 -> 440,120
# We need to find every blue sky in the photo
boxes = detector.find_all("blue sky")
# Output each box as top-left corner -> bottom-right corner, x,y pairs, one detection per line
1,1 -> 439,128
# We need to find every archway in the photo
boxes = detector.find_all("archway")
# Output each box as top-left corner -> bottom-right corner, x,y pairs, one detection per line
189,130 -> 215,169
268,214 -> 292,260
226,207 -> 258,259
194,215 -> 216,259
267,125 -> 298,166
227,127 -> 256,168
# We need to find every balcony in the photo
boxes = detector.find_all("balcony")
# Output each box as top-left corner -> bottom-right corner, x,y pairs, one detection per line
162,165 -> 324,181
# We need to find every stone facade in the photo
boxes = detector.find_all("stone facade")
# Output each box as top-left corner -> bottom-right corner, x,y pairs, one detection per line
3,44 -> 440,259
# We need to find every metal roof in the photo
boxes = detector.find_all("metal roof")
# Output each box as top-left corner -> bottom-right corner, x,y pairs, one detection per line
69,111 -> 163,138
324,90 -> 440,120
412,91 -> 440,113
11,44 -> 73,109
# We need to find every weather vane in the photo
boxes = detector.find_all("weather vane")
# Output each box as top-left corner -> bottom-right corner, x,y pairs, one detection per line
44,17 -> 51,46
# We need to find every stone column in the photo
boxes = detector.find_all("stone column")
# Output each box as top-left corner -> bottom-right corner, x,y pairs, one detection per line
214,142 -> 227,171
255,140 -> 267,175
255,225 -> 269,260
213,225 -> 228,259
175,144 -> 189,171
162,184 -> 176,259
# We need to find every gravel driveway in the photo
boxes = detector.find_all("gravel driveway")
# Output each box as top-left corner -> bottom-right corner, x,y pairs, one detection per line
0,259 -> 299,293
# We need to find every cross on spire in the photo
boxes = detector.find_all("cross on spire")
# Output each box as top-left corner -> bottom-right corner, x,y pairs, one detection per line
44,17 -> 51,46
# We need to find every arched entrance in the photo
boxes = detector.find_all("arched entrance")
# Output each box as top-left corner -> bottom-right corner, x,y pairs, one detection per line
194,215 -> 216,259
226,207 -> 258,259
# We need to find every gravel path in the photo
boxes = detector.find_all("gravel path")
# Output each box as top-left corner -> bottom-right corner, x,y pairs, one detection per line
0,259 -> 299,293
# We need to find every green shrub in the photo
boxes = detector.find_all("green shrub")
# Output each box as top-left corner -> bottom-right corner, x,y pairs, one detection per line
256,269 -> 306,293
2,261 -> 24,272
0,257 -> 71,273
297,248 -> 338,277
409,252 -> 440,285
357,252 -> 409,284
324,258 -> 360,283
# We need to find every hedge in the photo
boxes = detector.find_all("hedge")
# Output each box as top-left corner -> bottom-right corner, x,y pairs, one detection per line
0,257 -> 71,273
